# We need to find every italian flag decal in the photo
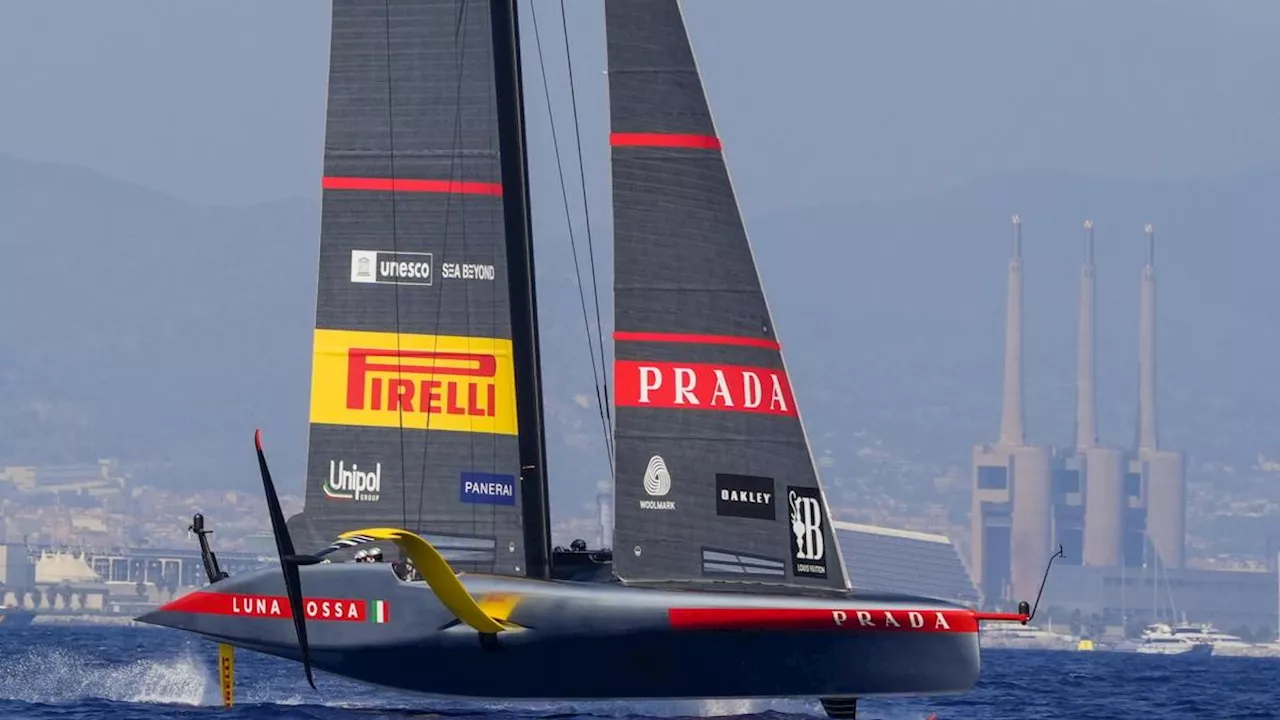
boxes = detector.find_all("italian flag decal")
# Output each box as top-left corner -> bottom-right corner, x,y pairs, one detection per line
372,600 -> 389,624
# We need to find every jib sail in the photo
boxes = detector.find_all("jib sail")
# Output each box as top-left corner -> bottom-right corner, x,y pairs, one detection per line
605,0 -> 851,593
286,0 -> 539,578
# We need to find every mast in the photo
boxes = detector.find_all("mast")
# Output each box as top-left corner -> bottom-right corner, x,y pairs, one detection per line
490,0 -> 551,579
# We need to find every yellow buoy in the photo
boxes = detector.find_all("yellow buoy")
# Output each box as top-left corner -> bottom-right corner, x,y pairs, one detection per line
1077,639 -> 1094,651
218,643 -> 235,707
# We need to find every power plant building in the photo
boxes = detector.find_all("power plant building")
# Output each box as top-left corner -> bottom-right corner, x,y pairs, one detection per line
972,218 -> 1188,608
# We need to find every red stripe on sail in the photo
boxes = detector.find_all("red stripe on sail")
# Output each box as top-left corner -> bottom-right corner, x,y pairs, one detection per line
610,133 -> 722,150
668,608 -> 979,634
614,331 -> 780,351
322,176 -> 503,196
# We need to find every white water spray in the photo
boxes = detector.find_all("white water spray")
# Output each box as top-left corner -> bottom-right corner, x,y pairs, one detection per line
0,646 -> 212,706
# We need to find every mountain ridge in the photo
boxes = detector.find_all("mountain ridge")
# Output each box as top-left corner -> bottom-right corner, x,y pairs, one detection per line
3,154 -> 1277,520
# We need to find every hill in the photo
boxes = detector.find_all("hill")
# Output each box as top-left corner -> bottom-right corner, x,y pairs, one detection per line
3,153 -> 1278,522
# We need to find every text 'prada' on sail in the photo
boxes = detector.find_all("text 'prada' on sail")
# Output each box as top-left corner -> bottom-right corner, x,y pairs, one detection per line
614,360 -> 796,416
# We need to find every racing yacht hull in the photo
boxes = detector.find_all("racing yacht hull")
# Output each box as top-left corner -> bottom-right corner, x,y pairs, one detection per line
139,562 -> 982,700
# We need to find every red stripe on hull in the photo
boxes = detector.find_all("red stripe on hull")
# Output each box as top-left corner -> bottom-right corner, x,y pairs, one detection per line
322,176 -> 503,196
973,611 -> 1030,623
668,608 -> 979,634
614,331 -> 780,351
160,590 -> 370,623
610,133 -> 722,150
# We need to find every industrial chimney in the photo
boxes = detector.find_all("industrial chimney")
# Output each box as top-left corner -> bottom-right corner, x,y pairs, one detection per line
1076,220 -> 1099,450
596,480 -> 613,550
1133,223 -> 1186,570
999,215 -> 1025,446
1077,220 -> 1124,568
972,215 -> 1050,606
1137,224 -> 1158,452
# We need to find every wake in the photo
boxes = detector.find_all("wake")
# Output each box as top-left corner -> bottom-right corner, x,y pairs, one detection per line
0,645 -> 212,706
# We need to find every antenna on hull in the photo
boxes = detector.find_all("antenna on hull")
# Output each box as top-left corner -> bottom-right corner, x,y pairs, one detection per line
975,544 -> 1064,625
190,513 -> 229,584
1023,544 -> 1065,622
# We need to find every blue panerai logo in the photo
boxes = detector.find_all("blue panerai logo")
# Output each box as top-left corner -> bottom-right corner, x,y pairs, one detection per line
459,472 -> 517,506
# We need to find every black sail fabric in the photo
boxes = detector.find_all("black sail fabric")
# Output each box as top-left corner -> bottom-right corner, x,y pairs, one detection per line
285,0 -> 527,577
606,0 -> 851,593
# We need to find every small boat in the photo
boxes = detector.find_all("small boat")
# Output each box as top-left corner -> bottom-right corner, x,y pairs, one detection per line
1117,623 -> 1213,656
1157,622 -> 1252,653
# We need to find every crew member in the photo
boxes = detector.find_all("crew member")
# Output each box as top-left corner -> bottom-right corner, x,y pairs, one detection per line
392,558 -> 419,581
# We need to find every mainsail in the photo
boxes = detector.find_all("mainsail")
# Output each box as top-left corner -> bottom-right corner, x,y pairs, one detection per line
606,0 -> 851,592
286,0 -> 546,578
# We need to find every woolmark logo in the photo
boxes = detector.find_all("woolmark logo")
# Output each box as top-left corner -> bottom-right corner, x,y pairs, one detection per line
351,250 -> 433,286
787,485 -> 827,578
325,461 -> 382,502
640,455 -> 675,511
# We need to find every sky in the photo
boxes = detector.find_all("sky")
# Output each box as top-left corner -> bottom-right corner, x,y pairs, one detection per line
3,0 -> 1280,492
2,1 -> 1279,213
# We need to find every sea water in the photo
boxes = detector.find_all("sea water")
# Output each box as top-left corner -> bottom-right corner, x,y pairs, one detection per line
0,625 -> 1273,719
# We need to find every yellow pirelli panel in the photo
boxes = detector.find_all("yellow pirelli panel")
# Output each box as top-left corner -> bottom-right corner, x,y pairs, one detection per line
309,329 -> 518,436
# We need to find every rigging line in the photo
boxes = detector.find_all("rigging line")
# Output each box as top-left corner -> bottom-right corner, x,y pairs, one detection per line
559,0 -> 613,469
382,0 -> 409,532
415,0 -> 474,535
529,0 -> 614,474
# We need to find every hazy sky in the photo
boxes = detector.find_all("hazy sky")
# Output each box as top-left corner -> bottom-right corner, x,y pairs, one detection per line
4,1 -> 1280,504
2,1 -> 1278,213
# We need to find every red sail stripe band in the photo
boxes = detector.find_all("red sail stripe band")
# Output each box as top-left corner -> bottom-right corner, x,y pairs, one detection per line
614,331 -> 780,351
322,176 -> 503,196
610,133 -> 722,150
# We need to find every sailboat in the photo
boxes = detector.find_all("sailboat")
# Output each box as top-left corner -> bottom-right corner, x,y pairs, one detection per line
138,1 -> 1037,715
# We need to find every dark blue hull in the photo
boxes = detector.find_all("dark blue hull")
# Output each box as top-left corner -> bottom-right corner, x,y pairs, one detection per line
140,563 -> 984,700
